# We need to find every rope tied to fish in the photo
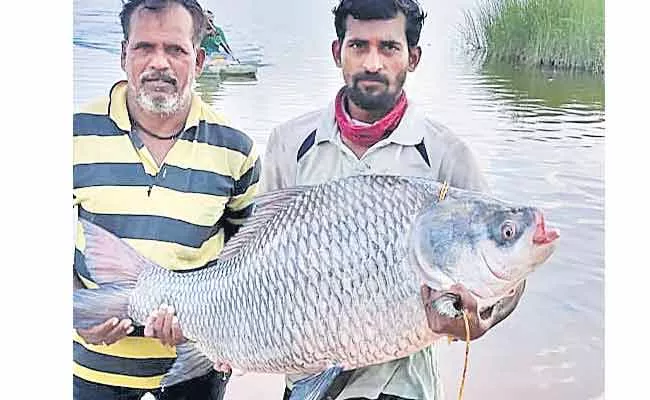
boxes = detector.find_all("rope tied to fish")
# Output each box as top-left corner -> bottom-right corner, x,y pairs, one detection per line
438,180 -> 470,400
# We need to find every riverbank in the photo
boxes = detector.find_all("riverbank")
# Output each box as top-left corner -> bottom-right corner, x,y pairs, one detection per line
462,0 -> 604,73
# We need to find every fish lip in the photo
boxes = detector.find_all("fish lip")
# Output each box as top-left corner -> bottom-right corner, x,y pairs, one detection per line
532,211 -> 560,245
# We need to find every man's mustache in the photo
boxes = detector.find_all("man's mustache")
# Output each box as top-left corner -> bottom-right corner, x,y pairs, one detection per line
140,71 -> 177,86
352,73 -> 389,86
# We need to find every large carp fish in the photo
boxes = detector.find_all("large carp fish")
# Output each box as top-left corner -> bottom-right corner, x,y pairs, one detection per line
73,174 -> 559,398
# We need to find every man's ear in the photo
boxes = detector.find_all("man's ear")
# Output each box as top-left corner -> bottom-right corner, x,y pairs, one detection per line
331,39 -> 342,68
407,46 -> 422,72
195,47 -> 206,75
121,40 -> 127,72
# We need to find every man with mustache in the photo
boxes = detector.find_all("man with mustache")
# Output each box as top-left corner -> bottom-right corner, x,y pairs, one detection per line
72,0 -> 259,399
259,1 -> 526,399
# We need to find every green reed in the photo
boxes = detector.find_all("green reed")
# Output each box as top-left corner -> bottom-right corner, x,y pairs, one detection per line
462,0 -> 604,73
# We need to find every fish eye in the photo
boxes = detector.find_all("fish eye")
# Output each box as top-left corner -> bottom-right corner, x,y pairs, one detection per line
500,220 -> 516,240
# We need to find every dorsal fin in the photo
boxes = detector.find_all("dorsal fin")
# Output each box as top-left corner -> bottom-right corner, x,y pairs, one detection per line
217,186 -> 312,260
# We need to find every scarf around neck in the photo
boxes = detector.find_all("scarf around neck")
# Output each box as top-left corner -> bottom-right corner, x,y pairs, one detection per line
334,87 -> 408,148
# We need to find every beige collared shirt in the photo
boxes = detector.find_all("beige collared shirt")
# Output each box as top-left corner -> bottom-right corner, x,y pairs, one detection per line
259,99 -> 488,400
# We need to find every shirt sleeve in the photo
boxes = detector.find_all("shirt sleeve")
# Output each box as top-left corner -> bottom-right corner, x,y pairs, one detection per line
439,140 -> 490,194
222,144 -> 261,241
258,126 -> 298,193
73,196 -> 98,289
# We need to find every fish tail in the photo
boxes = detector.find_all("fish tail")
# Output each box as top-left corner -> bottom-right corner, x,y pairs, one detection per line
75,219 -> 216,385
73,219 -> 156,329
73,284 -> 132,329
79,219 -> 153,285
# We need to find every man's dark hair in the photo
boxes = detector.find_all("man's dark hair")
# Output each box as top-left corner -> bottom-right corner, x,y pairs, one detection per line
120,0 -> 206,47
333,0 -> 427,47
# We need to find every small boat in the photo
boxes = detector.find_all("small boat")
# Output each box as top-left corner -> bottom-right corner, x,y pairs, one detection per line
204,52 -> 258,78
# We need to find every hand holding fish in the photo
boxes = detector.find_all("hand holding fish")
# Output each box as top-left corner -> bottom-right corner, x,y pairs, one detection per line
146,305 -> 234,372
213,362 -> 232,373
421,281 -> 526,341
77,317 -> 134,345
73,175 -> 559,388
144,304 -> 185,346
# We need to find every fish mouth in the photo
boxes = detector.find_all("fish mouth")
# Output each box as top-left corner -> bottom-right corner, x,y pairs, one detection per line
533,211 -> 560,245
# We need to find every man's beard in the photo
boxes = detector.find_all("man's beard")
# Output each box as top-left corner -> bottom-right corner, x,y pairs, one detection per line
345,70 -> 407,115
133,70 -> 192,116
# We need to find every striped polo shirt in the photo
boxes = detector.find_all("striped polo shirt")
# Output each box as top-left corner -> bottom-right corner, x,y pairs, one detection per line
73,80 -> 260,389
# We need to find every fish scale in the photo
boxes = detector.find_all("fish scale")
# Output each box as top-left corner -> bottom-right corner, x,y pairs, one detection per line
77,173 -> 558,386
126,175 -> 439,373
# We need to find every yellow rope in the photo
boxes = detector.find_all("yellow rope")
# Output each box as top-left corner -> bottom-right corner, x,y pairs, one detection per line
437,181 -> 470,400
457,309 -> 471,400
438,180 -> 450,201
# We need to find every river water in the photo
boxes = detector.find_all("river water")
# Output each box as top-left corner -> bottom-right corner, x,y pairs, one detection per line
73,0 -> 604,399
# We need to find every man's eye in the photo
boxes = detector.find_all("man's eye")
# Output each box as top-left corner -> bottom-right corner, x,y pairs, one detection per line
171,47 -> 184,54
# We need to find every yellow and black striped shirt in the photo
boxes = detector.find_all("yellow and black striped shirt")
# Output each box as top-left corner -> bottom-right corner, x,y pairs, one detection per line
73,80 -> 260,389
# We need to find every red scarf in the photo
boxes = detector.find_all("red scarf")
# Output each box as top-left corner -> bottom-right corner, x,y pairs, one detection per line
334,87 -> 408,148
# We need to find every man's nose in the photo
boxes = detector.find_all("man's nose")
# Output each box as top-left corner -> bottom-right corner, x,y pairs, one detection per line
362,48 -> 383,73
147,49 -> 172,71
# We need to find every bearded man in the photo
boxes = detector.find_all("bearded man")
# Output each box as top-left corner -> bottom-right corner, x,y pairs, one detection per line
72,1 -> 260,399
259,1 -> 526,399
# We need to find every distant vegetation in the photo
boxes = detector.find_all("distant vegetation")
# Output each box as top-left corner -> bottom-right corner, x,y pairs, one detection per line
462,0 -> 604,74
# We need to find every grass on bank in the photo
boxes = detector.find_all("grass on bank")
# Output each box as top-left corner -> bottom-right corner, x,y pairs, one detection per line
462,0 -> 604,74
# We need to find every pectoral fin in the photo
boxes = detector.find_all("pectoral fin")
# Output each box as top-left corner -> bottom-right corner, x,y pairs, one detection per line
288,365 -> 344,400
161,342 -> 215,388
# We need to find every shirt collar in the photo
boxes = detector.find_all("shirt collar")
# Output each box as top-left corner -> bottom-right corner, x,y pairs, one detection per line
382,103 -> 426,146
107,80 -> 204,132
314,99 -> 340,144
315,95 -> 425,146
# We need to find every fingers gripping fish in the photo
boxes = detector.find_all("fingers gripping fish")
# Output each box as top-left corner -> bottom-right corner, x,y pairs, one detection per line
73,174 -> 559,399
